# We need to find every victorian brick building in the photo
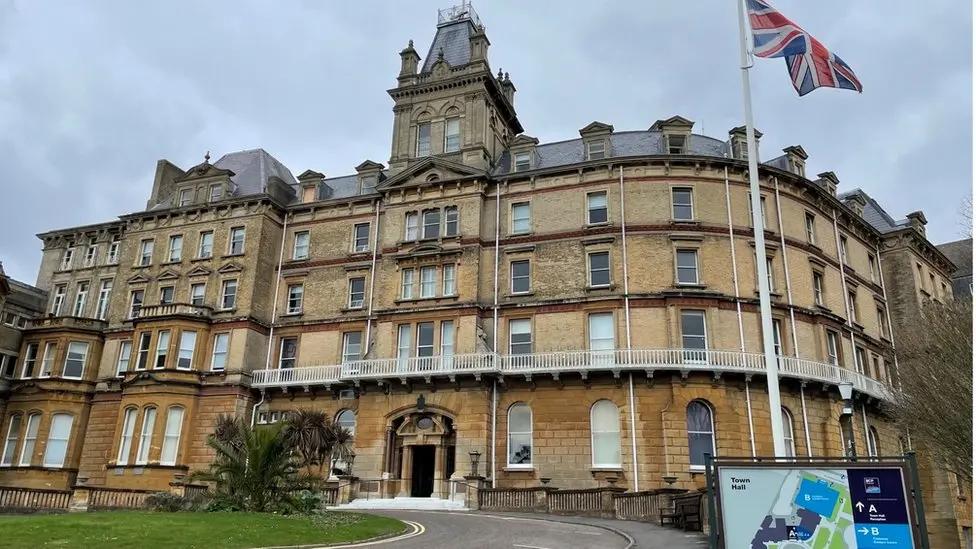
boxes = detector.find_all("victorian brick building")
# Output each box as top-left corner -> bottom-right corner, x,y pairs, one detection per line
0,4 -> 969,545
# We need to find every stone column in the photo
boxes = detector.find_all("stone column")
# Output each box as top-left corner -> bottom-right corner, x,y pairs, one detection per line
433,442 -> 446,498
398,446 -> 413,497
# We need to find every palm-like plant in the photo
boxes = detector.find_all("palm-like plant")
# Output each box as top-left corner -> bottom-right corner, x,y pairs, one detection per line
326,421 -> 354,476
281,409 -> 331,474
188,421 -> 312,512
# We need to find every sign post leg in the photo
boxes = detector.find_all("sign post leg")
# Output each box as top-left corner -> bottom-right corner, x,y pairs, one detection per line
906,451 -> 931,548
704,453 -> 719,548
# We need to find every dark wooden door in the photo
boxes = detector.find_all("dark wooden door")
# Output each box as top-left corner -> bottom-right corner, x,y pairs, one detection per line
410,445 -> 435,497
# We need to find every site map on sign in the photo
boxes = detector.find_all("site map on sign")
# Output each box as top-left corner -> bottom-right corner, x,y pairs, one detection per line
726,468 -> 856,548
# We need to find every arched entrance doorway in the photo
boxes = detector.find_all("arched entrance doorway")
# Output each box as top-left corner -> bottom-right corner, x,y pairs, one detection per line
385,404 -> 456,498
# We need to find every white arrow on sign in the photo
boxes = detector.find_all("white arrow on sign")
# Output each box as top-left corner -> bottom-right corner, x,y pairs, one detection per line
859,527 -> 869,535
855,501 -> 865,512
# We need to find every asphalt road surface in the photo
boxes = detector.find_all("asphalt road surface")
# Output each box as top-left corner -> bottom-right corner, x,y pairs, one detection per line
364,510 -> 631,548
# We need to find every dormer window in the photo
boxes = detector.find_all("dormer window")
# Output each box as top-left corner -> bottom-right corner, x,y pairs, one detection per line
178,188 -> 193,207
666,134 -> 687,155
444,117 -> 461,153
586,140 -> 605,161
513,151 -> 531,172
417,123 -> 431,157
360,175 -> 377,194
209,184 -> 222,202
790,159 -> 805,177
737,141 -> 749,160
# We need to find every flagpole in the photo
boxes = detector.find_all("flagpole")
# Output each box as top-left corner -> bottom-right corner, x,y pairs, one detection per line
736,0 -> 787,458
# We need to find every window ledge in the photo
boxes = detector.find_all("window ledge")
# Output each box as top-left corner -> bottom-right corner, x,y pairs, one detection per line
0,465 -> 78,473
161,260 -> 182,266
190,256 -> 214,263
815,304 -> 832,313
674,283 -> 708,291
669,219 -> 700,226
281,312 -> 304,318
506,291 -> 535,298
753,289 -> 785,299
590,467 -> 624,473
583,222 -> 613,230
503,466 -> 535,473
339,307 -> 367,314
106,463 -> 189,471
395,295 -> 460,305
585,284 -> 616,293
221,253 -> 245,259
510,231 -> 533,238
851,321 -> 865,331
214,308 -> 238,314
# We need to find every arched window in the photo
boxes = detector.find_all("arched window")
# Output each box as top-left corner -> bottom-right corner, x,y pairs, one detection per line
136,407 -> 157,465
18,413 -> 40,466
336,409 -> 356,437
117,407 -> 137,465
782,407 -> 796,457
507,403 -> 532,467
43,413 -> 73,468
867,426 -> 880,458
160,406 -> 185,466
590,400 -> 621,467
686,401 -> 715,469
1,414 -> 22,467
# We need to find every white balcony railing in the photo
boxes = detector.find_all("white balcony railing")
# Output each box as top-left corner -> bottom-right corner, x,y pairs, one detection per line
250,348 -> 892,400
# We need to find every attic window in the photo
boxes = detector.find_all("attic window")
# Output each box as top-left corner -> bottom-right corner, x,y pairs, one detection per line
790,159 -> 805,177
513,151 -> 531,172
737,141 -> 749,160
586,140 -> 605,161
209,184 -> 222,202
360,175 -> 377,194
666,134 -> 687,155
179,188 -> 193,207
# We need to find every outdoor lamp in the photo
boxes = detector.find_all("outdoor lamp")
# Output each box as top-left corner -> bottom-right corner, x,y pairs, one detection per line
838,381 -> 857,458
347,451 -> 356,473
469,450 -> 481,476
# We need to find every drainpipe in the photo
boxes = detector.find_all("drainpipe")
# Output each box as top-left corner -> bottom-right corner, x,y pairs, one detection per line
832,209 -> 860,373
619,165 -> 638,491
773,179 -> 800,356
724,167 -> 746,351
861,402 -> 871,455
491,182 -> 501,488
660,389 -> 673,478
799,384 -> 813,460
254,210 -> 289,426
874,244 -> 901,389
364,200 -> 381,356
745,380 -> 757,457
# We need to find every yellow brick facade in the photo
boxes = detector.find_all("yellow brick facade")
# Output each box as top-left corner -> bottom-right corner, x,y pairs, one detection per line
0,6 -> 968,546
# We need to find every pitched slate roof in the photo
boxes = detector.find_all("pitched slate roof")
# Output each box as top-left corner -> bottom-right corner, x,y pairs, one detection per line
936,238 -> 973,296
421,19 -> 477,74
213,148 -> 299,196
837,189 -> 910,234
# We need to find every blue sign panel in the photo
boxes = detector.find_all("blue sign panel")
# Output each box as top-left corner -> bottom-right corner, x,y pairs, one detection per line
847,468 -> 915,548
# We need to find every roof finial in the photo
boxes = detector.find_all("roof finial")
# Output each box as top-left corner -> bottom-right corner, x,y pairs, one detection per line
437,47 -> 444,59
497,67 -> 503,79
204,150 -> 211,163
408,39 -> 414,48
504,72 -> 510,81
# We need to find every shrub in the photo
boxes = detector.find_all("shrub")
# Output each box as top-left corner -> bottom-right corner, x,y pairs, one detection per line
144,492 -> 188,512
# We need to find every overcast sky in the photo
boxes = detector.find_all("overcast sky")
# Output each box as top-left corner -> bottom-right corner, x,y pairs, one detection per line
0,0 -> 971,285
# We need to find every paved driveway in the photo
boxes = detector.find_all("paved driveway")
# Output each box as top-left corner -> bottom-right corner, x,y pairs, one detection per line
360,510 -> 708,549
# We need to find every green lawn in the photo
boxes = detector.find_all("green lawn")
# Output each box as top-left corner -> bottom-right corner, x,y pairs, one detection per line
0,511 -> 406,549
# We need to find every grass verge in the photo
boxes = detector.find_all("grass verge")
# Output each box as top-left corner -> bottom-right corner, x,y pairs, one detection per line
0,510 -> 406,549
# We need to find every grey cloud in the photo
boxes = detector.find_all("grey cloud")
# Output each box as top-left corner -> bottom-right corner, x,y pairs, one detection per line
0,0 -> 970,283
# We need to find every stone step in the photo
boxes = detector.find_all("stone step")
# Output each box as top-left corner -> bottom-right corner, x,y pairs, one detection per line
329,496 -> 469,511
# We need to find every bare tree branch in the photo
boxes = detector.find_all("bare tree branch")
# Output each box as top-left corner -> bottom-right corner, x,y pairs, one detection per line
959,194 -> 972,239
886,297 -> 973,481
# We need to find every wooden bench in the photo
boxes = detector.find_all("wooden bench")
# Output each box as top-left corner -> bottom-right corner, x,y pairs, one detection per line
659,491 -> 705,531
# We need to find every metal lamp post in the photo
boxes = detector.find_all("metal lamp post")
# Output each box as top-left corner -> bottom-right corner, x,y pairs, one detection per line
838,381 -> 857,458
346,451 -> 356,475
469,450 -> 482,477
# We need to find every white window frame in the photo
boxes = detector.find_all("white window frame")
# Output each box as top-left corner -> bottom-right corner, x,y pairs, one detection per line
405,213 -> 419,241
95,279 -> 112,320
513,151 -> 531,172
160,407 -> 185,466
210,333 -> 229,371
353,223 -> 370,253
178,188 -> 193,207
60,247 -> 74,271
510,260 -> 531,294
336,409 -> 356,437
278,337 -> 297,369
680,310 -> 708,363
84,244 -> 97,267
348,278 -> 365,309
107,242 -> 120,264
135,407 -> 156,465
805,213 -> 817,244
420,266 -> 437,298
507,403 -> 533,468
686,400 -> 715,470
676,249 -> 699,285
416,122 -> 431,157
117,341 -> 132,377
229,227 -> 245,255
221,279 -> 238,310
1,415 -> 21,467
422,210 -> 441,239
135,332 -> 151,370
168,235 -> 183,262
63,341 -> 88,379
671,188 -> 694,221
588,312 -> 615,365
42,414 -> 73,468
813,272 -> 824,305
826,330 -> 839,365
440,320 -> 454,368
209,183 -> 222,202
51,285 -> 66,316
154,331 -> 170,370
586,191 -> 608,225
586,140 -> 605,160
159,285 -> 175,305
342,332 -> 362,364
401,268 -> 415,299
444,117 -> 460,153
198,231 -> 214,258
139,239 -> 154,266
590,400 -> 622,468
287,284 -> 305,314
19,413 -> 40,466
72,281 -> 89,317
293,231 -> 310,260
782,407 -> 796,457
39,342 -> 57,377
177,331 -> 196,370
508,319 -> 532,355
190,283 -> 206,306
129,289 -> 144,319
587,251 -> 611,287
511,202 -> 531,234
